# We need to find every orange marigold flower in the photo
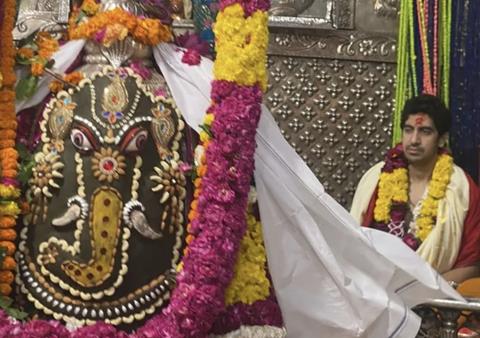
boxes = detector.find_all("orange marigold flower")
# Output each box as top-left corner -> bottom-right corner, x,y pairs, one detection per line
1,156 -> 19,167
31,62 -> 45,76
0,148 -> 18,159
0,159 -> 18,171
0,120 -> 17,130
198,164 -> 207,177
1,256 -> 16,270
0,89 -> 15,103
0,130 -> 16,140
64,71 -> 84,85
134,19 -> 172,45
0,229 -> 16,242
36,32 -> 59,59
0,72 -> 15,87
0,283 -> 12,296
0,170 -> 18,179
103,23 -> 129,47
0,140 -> 15,149
17,47 -> 34,59
188,209 -> 198,221
186,234 -> 194,244
194,178 -> 202,188
49,80 -> 64,93
0,217 -> 15,229
0,240 -> 16,255
0,271 -> 14,284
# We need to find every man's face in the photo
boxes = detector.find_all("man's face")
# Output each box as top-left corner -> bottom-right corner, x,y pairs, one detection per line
402,113 -> 441,165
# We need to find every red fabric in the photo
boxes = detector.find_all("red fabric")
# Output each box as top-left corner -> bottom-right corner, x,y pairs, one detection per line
360,172 -> 480,268
361,188 -> 377,227
453,173 -> 480,268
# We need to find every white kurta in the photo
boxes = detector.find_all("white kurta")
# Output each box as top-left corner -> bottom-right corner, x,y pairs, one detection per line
17,41 -> 463,338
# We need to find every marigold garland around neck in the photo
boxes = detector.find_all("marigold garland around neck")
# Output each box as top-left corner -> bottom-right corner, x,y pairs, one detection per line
372,145 -> 453,250
0,0 -> 19,297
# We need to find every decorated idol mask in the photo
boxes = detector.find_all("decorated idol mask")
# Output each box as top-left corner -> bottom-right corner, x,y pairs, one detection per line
17,66 -> 188,326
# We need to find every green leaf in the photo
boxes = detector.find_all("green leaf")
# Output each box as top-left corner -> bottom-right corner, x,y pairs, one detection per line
5,307 -> 28,320
16,143 -> 36,186
17,161 -> 35,187
16,76 -> 38,100
0,297 -> 13,308
199,124 -> 213,138
16,144 -> 30,159
15,57 -> 32,66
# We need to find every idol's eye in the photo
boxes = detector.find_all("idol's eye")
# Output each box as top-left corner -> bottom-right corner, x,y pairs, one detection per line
120,128 -> 148,154
70,127 -> 96,153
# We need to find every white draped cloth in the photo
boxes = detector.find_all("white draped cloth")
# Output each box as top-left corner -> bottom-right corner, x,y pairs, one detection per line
18,41 -> 464,338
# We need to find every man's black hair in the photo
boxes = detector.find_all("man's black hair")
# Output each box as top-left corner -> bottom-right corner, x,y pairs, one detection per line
400,94 -> 451,135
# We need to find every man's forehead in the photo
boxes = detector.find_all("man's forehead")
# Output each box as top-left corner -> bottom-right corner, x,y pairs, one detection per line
405,113 -> 435,128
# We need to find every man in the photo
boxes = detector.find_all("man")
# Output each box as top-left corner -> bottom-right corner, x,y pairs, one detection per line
351,94 -> 480,283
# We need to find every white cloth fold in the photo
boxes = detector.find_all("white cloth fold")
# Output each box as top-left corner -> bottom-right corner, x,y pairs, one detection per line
153,43 -> 463,338
16,39 -> 86,113
19,40 -> 465,338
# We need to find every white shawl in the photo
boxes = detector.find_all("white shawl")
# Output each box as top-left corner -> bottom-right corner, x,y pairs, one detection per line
351,161 -> 470,273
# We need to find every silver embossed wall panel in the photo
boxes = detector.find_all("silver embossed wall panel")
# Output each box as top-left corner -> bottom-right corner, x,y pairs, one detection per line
265,56 -> 395,208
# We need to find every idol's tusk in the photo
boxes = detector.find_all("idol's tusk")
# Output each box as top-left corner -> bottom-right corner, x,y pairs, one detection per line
130,210 -> 162,240
52,204 -> 81,226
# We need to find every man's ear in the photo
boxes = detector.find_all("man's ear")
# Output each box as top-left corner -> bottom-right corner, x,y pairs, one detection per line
438,133 -> 449,148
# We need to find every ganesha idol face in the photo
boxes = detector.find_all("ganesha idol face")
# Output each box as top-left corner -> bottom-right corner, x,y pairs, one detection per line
17,66 -> 188,326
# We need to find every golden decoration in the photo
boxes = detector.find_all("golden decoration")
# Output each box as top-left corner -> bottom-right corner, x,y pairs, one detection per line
102,75 -> 129,125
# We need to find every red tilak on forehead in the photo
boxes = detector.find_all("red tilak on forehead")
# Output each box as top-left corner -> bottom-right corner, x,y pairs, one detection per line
415,116 -> 425,125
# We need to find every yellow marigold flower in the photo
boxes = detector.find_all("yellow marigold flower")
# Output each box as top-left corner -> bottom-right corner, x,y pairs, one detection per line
225,213 -> 270,306
81,0 -> 99,16
204,113 -> 214,126
31,62 -> 45,76
214,4 -> 269,91
0,202 -> 21,217
0,185 -> 20,200
199,130 -> 210,143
